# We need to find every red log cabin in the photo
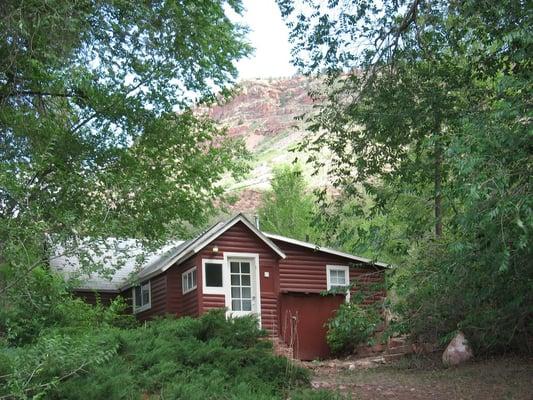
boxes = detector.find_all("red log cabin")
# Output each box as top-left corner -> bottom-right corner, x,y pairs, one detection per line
51,213 -> 387,360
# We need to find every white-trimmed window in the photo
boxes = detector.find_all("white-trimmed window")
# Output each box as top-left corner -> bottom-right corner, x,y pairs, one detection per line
133,281 -> 151,313
326,265 -> 350,291
202,259 -> 224,294
182,266 -> 197,294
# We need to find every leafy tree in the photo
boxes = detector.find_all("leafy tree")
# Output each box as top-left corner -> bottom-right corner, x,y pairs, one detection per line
0,0 -> 251,296
278,0 -> 532,351
258,164 -> 318,242
328,185 -> 432,266
278,0 -> 470,238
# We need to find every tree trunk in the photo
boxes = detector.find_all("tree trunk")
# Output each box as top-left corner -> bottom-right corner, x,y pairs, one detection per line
434,137 -> 443,238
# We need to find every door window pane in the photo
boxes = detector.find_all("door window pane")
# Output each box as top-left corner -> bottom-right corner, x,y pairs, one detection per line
242,300 -> 252,311
231,287 -> 241,298
232,300 -> 241,311
230,260 -> 254,313
230,262 -> 239,273
241,262 -> 250,273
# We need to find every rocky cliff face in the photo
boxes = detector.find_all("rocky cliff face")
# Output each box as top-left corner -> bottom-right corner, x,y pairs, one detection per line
208,76 -> 315,149
205,76 -> 329,212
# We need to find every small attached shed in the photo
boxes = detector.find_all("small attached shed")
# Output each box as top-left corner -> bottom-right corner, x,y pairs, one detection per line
266,234 -> 387,360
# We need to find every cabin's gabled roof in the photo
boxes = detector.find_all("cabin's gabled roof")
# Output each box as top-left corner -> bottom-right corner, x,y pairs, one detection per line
127,213 -> 286,288
49,238 -> 184,292
263,232 -> 389,268
51,214 -> 286,292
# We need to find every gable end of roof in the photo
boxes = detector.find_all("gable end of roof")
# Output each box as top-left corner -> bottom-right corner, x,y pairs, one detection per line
263,232 -> 389,268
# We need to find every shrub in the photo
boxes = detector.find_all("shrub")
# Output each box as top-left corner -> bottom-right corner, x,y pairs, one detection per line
392,236 -> 533,354
1,310 -> 312,399
0,268 -> 136,345
326,303 -> 380,354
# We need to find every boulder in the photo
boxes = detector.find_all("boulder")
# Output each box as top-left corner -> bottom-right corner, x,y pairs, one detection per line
442,331 -> 473,366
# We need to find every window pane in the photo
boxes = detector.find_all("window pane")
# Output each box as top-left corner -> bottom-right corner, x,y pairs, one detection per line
135,286 -> 142,307
241,275 -> 250,286
242,287 -> 251,299
330,269 -> 347,287
188,273 -> 192,288
232,300 -> 241,311
192,269 -> 197,287
205,263 -> 223,287
231,274 -> 240,285
182,275 -> 187,290
231,287 -> 241,298
142,287 -> 149,305
242,300 -> 252,311
241,262 -> 250,273
230,262 -> 239,273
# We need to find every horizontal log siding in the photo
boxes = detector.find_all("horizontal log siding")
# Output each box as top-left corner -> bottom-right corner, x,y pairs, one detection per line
260,294 -> 278,335
197,221 -> 281,334
73,290 -> 118,306
165,263 -> 181,316
202,294 -> 225,311
350,268 -> 386,306
272,240 -> 386,301
135,273 -> 167,321
166,255 -> 200,317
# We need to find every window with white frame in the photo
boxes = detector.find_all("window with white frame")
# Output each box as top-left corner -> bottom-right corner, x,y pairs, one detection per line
326,265 -> 350,291
182,266 -> 197,294
202,259 -> 224,294
133,281 -> 151,313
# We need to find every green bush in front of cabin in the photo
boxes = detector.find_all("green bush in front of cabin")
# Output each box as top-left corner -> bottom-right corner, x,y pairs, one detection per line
0,309 -> 332,400
326,302 -> 380,355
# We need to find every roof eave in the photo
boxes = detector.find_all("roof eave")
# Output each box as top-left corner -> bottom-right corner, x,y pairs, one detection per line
121,214 -> 288,290
263,232 -> 389,268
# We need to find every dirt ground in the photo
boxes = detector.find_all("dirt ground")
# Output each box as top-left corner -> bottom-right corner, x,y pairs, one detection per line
308,355 -> 533,399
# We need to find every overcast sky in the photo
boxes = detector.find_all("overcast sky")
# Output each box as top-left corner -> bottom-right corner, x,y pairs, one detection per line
231,0 -> 297,80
